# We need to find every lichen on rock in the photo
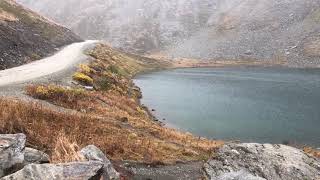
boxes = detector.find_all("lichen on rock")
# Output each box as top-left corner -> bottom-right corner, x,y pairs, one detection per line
204,143 -> 320,180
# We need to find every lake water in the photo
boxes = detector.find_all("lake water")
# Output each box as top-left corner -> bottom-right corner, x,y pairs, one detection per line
134,67 -> 320,147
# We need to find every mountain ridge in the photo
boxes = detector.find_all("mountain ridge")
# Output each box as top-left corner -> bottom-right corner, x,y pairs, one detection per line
17,0 -> 320,67
0,0 -> 82,70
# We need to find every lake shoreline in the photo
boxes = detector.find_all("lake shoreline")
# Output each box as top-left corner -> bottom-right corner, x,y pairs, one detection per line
134,65 -> 320,150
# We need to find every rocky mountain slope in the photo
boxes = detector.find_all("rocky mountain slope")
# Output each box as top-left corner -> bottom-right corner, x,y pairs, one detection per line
0,0 -> 81,70
17,0 -> 320,67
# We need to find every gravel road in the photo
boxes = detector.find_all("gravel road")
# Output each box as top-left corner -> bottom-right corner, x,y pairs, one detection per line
0,40 -> 98,87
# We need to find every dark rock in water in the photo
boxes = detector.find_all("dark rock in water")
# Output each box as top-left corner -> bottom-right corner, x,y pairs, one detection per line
24,147 -> 50,165
0,134 -> 26,177
151,109 -> 156,112
204,143 -> 320,180
1,161 -> 104,180
80,145 -> 120,180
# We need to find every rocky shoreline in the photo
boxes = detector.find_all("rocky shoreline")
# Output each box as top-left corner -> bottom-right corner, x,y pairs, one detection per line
1,133 -> 319,179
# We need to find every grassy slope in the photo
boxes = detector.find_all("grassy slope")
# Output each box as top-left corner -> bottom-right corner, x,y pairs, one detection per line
0,44 -> 223,164
0,0 -> 81,70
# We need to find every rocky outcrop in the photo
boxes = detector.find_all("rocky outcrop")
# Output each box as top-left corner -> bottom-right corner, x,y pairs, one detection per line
24,147 -> 49,165
0,134 -> 26,177
80,145 -> 120,180
0,133 -> 120,180
204,143 -> 320,180
2,161 -> 104,180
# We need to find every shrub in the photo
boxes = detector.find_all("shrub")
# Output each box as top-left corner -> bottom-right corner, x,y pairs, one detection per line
108,65 -> 119,74
95,76 -> 112,91
30,53 -> 41,60
78,64 -> 93,74
72,72 -> 94,85
28,84 -> 85,100
26,84 -> 87,109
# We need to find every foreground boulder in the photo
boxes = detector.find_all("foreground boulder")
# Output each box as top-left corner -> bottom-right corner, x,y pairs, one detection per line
0,134 -> 26,177
204,143 -> 320,180
24,147 -> 50,165
80,145 -> 120,180
2,161 -> 104,180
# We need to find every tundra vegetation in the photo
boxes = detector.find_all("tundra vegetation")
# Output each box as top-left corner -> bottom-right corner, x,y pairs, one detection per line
0,44 -> 224,164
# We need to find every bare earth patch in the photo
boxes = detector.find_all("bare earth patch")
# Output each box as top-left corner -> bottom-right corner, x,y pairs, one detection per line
304,38 -> 320,56
0,9 -> 18,22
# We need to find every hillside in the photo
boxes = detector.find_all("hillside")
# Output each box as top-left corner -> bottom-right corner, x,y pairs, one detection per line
0,42 -> 319,179
17,0 -> 320,67
0,41 -> 222,166
0,0 -> 81,70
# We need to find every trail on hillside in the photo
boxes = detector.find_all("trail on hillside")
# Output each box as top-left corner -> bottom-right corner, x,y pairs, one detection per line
0,40 -> 98,87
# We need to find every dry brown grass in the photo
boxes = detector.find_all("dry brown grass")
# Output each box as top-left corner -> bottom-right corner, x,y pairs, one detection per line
25,84 -> 92,110
1,44 -> 223,164
304,147 -> 320,159
0,97 -> 222,164
51,132 -> 85,163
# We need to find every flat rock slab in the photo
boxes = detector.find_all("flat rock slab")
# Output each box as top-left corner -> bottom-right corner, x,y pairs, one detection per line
2,161 -> 104,180
204,143 -> 320,180
24,147 -> 49,165
0,134 -> 26,177
118,161 -> 205,180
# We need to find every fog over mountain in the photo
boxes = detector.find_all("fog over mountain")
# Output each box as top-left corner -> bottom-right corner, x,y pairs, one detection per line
0,0 -> 81,70
17,0 -> 320,67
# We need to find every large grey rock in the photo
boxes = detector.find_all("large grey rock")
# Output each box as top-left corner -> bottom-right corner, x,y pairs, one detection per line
204,143 -> 320,180
80,145 -> 120,180
24,147 -> 50,165
0,134 -> 26,177
1,161 -> 104,180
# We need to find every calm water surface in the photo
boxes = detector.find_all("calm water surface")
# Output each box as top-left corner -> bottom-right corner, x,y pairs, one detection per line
134,67 -> 320,146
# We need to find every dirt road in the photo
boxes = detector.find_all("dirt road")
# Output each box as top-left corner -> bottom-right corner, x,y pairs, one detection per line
0,40 -> 98,87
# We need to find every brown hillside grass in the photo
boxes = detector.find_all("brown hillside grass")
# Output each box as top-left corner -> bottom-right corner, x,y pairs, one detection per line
2,44 -> 223,164
0,96 -> 222,164
304,147 -> 320,159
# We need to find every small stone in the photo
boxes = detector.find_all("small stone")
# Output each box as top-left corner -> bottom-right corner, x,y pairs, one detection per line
244,50 -> 252,55
84,86 -> 94,91
71,81 -> 79,85
231,149 -> 240,155
80,145 -> 120,180
120,117 -> 129,123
